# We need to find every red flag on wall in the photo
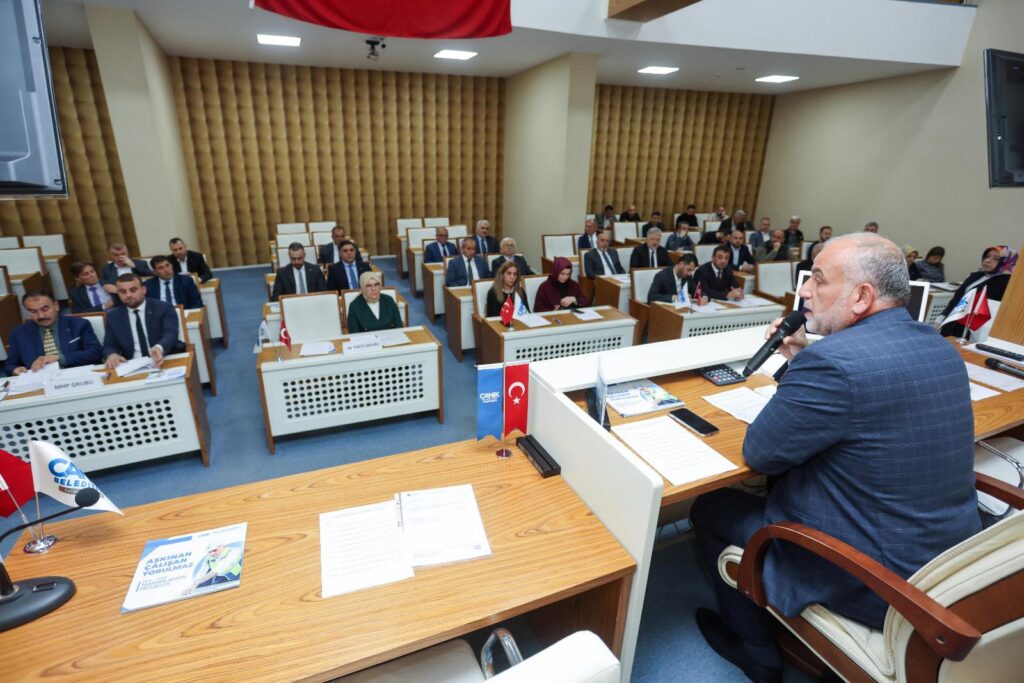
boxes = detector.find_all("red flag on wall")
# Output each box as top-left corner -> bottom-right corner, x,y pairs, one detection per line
503,362 -> 529,437
0,449 -> 34,519
254,0 -> 511,40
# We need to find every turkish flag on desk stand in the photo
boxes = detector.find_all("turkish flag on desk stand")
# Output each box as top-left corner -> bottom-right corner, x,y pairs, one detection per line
499,294 -> 515,327
965,286 -> 992,331
503,363 -> 529,437
0,448 -> 34,518
280,323 -> 292,350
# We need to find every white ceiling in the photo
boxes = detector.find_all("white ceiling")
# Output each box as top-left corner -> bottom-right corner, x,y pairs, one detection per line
40,0 -> 974,93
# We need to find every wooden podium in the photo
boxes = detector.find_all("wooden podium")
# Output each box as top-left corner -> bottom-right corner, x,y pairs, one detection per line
989,243 -> 1024,345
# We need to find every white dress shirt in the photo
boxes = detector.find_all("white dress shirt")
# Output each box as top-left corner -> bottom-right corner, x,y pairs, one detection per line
116,264 -> 134,276
598,249 -> 615,275
176,257 -> 190,275
367,300 -> 381,319
731,246 -> 743,267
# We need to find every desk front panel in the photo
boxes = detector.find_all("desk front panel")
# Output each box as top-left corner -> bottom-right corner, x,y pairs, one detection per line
422,263 -> 444,320
200,279 -> 227,345
482,308 -> 636,363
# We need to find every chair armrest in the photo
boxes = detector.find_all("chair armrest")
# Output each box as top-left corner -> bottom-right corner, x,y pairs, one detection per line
736,522 -> 981,661
489,631 -> 619,683
976,471 -> 1024,509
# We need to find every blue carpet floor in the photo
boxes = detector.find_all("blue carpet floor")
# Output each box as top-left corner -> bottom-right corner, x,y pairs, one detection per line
2,256 -> 812,682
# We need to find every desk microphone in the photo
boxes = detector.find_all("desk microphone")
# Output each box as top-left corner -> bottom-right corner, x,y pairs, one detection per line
0,487 -> 99,632
984,357 -> 1024,381
743,311 -> 806,377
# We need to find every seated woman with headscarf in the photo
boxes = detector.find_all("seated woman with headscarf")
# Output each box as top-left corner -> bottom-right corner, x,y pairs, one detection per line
485,260 -> 530,317
938,245 -> 1016,339
346,271 -> 402,333
534,256 -> 589,312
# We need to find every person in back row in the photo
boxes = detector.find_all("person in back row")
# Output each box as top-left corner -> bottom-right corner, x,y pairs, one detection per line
146,255 -> 203,309
641,210 -> 665,237
486,260 -> 530,317
629,228 -> 670,269
101,243 -> 152,285
695,245 -> 744,301
666,223 -> 695,252
904,245 -> 922,280
490,237 -> 534,276
595,204 -> 616,230
326,240 -> 371,291
445,237 -> 490,287
69,261 -> 117,313
675,204 -> 699,229
719,209 -> 752,235
468,219 -> 495,255
4,290 -> 102,376
748,217 -> 773,251
578,220 -> 600,250
169,238 -> 213,282
346,271 -> 402,333
915,246 -> 946,283
534,256 -> 588,312
619,204 -> 641,222
318,225 -> 363,265
271,242 -> 326,300
755,229 -> 789,262
583,231 -> 625,278
647,254 -> 707,306
727,230 -> 755,272
424,227 -> 458,263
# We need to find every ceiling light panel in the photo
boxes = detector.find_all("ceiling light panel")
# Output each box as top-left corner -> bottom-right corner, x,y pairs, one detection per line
638,66 -> 679,75
257,34 -> 301,47
755,75 -> 799,83
434,50 -> 477,61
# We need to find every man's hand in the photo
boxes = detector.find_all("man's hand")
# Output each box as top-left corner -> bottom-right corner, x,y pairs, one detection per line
766,316 -> 808,360
727,287 -> 744,301
30,355 -> 58,372
102,297 -> 114,309
741,263 -> 754,273
12,367 -> 27,376
105,353 -> 126,369
559,296 -> 577,308
103,284 -> 118,294
150,346 -> 165,367
699,296 -> 709,306
115,253 -> 134,267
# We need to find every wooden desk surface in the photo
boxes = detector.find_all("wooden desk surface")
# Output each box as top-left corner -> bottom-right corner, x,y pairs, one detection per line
3,440 -> 635,682
959,345 -> 1024,439
481,306 -> 633,335
257,327 -> 439,364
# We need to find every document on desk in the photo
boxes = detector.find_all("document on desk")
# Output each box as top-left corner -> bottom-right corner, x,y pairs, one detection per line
116,356 -> 153,377
573,307 -> 603,321
728,295 -> 777,308
378,331 -> 411,347
964,362 -> 1024,392
932,282 -> 959,292
755,354 -> 787,379
703,387 -> 771,424
299,341 -> 335,357
610,274 -> 632,284
320,501 -> 413,598
612,416 -> 737,486
691,301 -> 726,313
514,313 -> 552,328
398,484 -> 491,567
969,382 -> 1000,402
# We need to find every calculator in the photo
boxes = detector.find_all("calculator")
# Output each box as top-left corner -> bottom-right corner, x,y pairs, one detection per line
699,364 -> 746,386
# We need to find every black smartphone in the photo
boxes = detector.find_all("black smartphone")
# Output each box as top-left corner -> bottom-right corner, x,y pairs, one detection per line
668,408 -> 719,437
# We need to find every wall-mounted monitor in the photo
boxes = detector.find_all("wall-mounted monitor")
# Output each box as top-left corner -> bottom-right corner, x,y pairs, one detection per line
985,48 -> 1024,188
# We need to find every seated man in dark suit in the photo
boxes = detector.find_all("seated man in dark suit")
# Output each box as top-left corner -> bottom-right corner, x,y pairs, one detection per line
103,274 -> 183,369
424,227 -> 459,263
618,204 -> 641,222
490,237 -> 534,277
168,238 -> 213,282
694,245 -> 744,301
628,228 -> 670,270
640,210 -> 665,237
675,204 -> 699,229
783,215 -> 805,250
690,234 -> 981,681
69,261 -> 118,313
594,204 -> 616,230
317,225 -> 363,265
726,229 -> 756,273
145,256 -> 203,309
271,243 -> 327,301
467,219 -> 496,256
101,243 -> 153,285
647,254 -> 707,305
577,220 -> 600,251
445,237 -> 490,287
583,231 -> 625,278
718,209 -> 752,235
4,291 -> 102,375
325,240 -> 371,291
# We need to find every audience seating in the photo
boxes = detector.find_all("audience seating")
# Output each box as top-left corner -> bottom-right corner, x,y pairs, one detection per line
72,312 -> 107,345
541,234 -> 576,260
279,292 -> 343,343
275,245 -> 318,269
755,261 -> 795,303
705,221 -> 721,232
276,233 -> 309,248
613,222 -> 639,243
0,237 -> 20,248
339,287 -> 407,332
424,217 -> 450,228
0,247 -> 51,316
276,223 -> 307,235
695,244 -> 718,264
974,437 -> 1023,517
521,274 -> 546,311
311,231 -> 333,248
307,221 -> 335,232
628,266 -> 664,343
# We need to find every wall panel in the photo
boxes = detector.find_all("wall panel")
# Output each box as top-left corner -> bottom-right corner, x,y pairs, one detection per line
0,48 -> 138,266
588,85 -> 773,218
169,58 -> 505,266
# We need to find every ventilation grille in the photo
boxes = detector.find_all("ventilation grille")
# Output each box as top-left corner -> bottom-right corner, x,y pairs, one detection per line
513,336 -> 623,362
281,364 -> 426,420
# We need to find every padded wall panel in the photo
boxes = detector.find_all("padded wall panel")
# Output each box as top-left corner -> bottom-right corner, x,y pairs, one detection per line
169,58 -> 505,266
0,48 -> 138,265
589,85 -> 773,218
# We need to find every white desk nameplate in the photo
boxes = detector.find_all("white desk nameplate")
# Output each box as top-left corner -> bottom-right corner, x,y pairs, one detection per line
44,373 -> 104,397
342,336 -> 383,355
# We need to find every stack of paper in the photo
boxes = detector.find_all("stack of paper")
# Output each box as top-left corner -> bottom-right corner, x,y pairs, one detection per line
612,416 -> 737,486
378,331 -> 411,347
514,313 -> 551,328
965,362 -> 1024,392
691,301 -> 726,313
728,295 -> 777,308
932,282 -> 959,291
969,383 -> 1000,401
299,341 -> 335,357
611,274 -> 632,284
703,387 -> 770,424
116,357 -> 153,377
573,308 -> 602,321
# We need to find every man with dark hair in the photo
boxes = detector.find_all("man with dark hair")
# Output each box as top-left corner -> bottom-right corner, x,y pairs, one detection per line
641,210 -> 665,237
727,229 -> 756,273
647,254 -> 705,305
325,240 -> 371,291
101,243 -> 152,285
4,291 -> 102,375
595,204 -> 616,230
271,242 -> 326,301
103,274 -> 182,369
145,255 -> 202,309
864,221 -> 880,233
317,225 -> 363,265
445,237 -> 490,287
168,238 -> 213,282
675,204 -> 699,229
69,261 -> 117,313
694,245 -> 744,300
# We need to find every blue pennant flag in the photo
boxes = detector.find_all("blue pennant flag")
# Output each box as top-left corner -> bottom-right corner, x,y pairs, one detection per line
476,363 -> 504,441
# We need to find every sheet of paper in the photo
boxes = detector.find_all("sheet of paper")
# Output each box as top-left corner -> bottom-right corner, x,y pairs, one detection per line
753,385 -> 777,400
964,362 -> 1024,392
299,341 -> 335,357
691,301 -> 726,313
932,282 -> 959,291
145,367 -> 187,383
612,416 -> 737,486
573,307 -> 602,321
398,484 -> 491,567
515,313 -> 552,328
728,295 -> 777,308
378,331 -> 411,347
755,354 -> 788,379
703,387 -> 770,424
964,339 -> 1024,364
611,274 -> 632,284
319,501 -> 413,598
969,382 -> 1000,402
116,356 -> 153,377
53,365 -> 100,380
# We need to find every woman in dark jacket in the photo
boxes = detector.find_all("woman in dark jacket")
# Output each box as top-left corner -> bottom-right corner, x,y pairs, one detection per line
347,271 -> 402,333
938,246 -> 1015,339
485,260 -> 530,317
533,256 -> 589,312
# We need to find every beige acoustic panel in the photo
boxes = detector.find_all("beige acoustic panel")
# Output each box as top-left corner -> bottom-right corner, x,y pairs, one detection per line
169,58 -> 506,267
0,48 -> 138,266
588,84 -> 774,221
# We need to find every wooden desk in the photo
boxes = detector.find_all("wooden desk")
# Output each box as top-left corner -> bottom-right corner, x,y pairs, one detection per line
0,293 -> 20,362
594,275 -> 631,313
2,440 -> 635,681
443,285 -> 474,361
406,246 -> 425,295
199,278 -> 229,348
394,233 -> 409,277
960,345 -> 1024,439
422,262 -> 445,321
477,306 -> 636,365
647,300 -> 783,342
256,327 -> 443,453
0,351 -> 211,469
184,308 -> 217,394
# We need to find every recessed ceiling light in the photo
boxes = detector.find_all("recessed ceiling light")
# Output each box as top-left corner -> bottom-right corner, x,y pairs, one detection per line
434,50 -> 477,61
257,34 -> 301,47
755,75 -> 799,83
638,66 -> 679,75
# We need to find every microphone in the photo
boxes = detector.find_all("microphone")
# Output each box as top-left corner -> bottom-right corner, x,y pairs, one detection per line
0,487 -> 99,632
743,311 -> 806,377
985,357 -> 1024,381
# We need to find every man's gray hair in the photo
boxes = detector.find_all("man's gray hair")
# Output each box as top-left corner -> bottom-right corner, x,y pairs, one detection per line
827,233 -> 910,306
734,209 -> 747,217
476,219 -> 490,229
790,215 -> 801,222
500,237 -> 516,248
647,227 -> 662,238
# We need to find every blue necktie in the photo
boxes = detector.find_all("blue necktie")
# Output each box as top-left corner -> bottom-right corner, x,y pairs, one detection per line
89,285 -> 100,306
164,280 -> 174,304
347,263 -> 357,289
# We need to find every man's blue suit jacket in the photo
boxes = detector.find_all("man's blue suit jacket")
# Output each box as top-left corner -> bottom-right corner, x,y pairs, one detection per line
424,241 -> 458,263
445,255 -> 490,287
745,307 -> 980,628
145,274 -> 203,310
102,299 -> 183,359
4,316 -> 102,375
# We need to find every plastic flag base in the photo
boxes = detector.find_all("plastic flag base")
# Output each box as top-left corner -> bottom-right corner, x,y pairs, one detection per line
23,534 -> 58,555
495,448 -> 513,459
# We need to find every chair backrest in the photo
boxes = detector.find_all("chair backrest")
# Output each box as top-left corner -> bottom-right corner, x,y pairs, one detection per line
280,292 -> 343,343
696,213 -> 713,224
542,234 -> 576,259
522,274 -> 546,311
172,305 -> 189,346
406,226 -> 437,251
801,241 -> 814,259
745,230 -> 756,243
276,233 -> 310,248
72,312 -> 106,345
396,217 -> 423,235
687,230 -> 703,245
631,267 -> 665,301
276,222 -> 307,235
340,287 -> 400,317
0,247 -> 45,276
276,245 -> 318,267
613,222 -> 639,243
614,246 -> 633,272
0,237 -> 20,248
659,231 -> 671,248
471,279 -> 493,318
0,266 -> 10,296
695,244 -> 718,264
308,221 -> 335,233
705,220 -> 721,233
442,255 -> 458,281
21,234 -> 67,256
424,217 -> 449,228
756,261 -> 794,298
448,225 -> 469,238
311,231 -> 334,247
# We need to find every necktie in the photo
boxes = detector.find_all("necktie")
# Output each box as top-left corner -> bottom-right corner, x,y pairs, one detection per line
164,280 -> 174,304
134,309 -> 150,357
480,238 -> 488,254
89,285 -> 100,306
347,263 -> 357,289
297,268 -> 306,294
602,251 -> 614,275
650,249 -> 656,268
590,234 -> 595,248
43,327 -> 58,357
466,258 -> 474,281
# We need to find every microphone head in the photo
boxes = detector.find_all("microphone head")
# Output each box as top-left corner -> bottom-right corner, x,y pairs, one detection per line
985,358 -> 1000,370
779,310 -> 807,335
75,487 -> 101,507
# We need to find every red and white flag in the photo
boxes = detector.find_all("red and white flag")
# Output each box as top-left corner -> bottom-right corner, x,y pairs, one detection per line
964,286 -> 991,331
0,448 -> 34,519
694,282 -> 703,305
280,323 -> 292,350
503,362 -> 529,437
499,294 -> 514,327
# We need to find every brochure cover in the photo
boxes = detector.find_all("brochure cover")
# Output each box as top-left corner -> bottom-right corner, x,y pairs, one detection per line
605,379 -> 683,417
122,522 -> 248,612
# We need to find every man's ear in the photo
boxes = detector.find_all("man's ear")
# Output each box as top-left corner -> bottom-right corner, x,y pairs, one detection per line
850,283 -> 874,316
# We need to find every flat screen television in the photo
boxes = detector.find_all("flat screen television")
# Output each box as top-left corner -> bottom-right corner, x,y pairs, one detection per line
985,49 -> 1024,188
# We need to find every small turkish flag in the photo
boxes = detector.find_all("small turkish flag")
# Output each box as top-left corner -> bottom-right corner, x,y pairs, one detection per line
500,293 -> 514,327
503,362 -> 529,437
280,323 -> 292,350
0,448 -> 34,519
695,282 -> 703,305
966,286 -> 991,331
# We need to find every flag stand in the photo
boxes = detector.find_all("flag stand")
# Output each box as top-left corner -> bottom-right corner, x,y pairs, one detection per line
2,488 -> 41,544
957,289 -> 979,345
23,493 -> 57,554
496,361 -> 512,458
